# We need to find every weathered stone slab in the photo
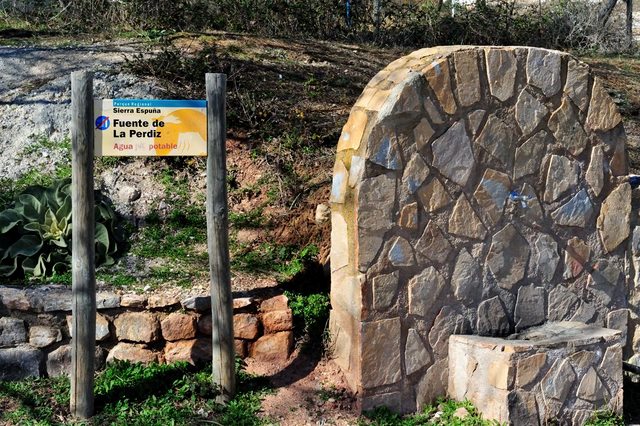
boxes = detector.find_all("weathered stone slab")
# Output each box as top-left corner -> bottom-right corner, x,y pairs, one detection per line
409,267 -> 446,317
519,183 -> 544,226
477,296 -> 511,336
164,339 -> 212,366
586,146 -> 605,196
429,306 -> 468,359
262,309 -> 293,333
121,294 -> 147,308
485,48 -> 517,101
402,153 -> 429,194
331,211 -> 349,272
563,237 -> 590,279
0,348 -> 42,380
588,259 -> 622,287
449,194 -> 487,240
0,317 -> 26,347
107,343 -> 158,364
233,313 -> 260,340
473,168 -> 511,226
379,72 -> 422,119
361,318 -> 401,388
415,220 -> 453,265
348,155 -> 365,187
413,118 -> 435,152
405,328 -> 432,376
515,89 -> 548,136
431,121 -> 474,186
424,57 -> 457,115
96,292 -> 121,310
161,312 -> 197,341
399,202 -> 419,230
541,359 -> 576,402
513,131 -> 547,179
337,108 -> 367,152
550,189 -> 594,227
468,109 -> 485,137
514,285 -> 545,331
451,248 -> 481,304
587,79 -> 622,131
46,345 -> 106,377
67,313 -> 110,341
543,155 -> 579,203
388,236 -> 416,267
147,294 -> 180,309
548,285 -> 580,321
0,287 -> 30,310
548,96 -> 588,156
476,115 -> 517,170
529,233 -> 559,284
330,160 -> 349,204
454,50 -> 481,107
565,59 -> 590,111
29,325 -> 62,348
114,312 -> 160,343
516,353 -> 547,388
486,224 -> 530,290
417,178 -> 451,212
250,331 -> 293,362
424,97 -> 445,124
181,295 -> 211,312
526,48 -> 562,97
417,359 -> 448,410
576,367 -> 609,403
372,271 -> 399,310
597,183 -> 631,253
367,126 -> 402,170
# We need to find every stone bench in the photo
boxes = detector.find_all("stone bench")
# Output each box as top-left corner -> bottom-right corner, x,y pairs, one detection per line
448,321 -> 623,425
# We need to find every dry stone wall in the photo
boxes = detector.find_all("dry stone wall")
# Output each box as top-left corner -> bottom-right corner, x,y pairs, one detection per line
0,286 -> 293,379
329,46 -> 632,413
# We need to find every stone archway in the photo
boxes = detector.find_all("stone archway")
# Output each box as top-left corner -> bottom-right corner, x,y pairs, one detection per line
329,46 -> 631,413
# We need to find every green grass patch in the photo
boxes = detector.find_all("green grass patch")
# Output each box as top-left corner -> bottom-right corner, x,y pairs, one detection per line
0,360 -> 273,426
585,410 -> 624,426
231,243 -> 318,279
360,399 -> 500,425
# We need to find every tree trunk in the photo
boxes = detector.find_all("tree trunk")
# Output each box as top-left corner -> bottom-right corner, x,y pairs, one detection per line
626,0 -> 634,49
598,0 -> 618,27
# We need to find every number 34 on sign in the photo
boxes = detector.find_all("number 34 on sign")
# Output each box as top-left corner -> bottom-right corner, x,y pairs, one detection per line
94,99 -> 207,156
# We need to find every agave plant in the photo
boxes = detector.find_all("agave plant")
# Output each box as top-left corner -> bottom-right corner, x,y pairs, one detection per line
0,178 -> 123,278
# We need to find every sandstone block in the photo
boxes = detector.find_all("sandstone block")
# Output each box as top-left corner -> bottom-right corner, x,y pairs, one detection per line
513,131 -> 547,180
67,313 -> 111,341
526,48 -> 562,97
485,48 -> 516,101
587,79 -> 622,131
114,312 -> 160,343
120,294 -> 147,308
563,237 -> 590,279
387,236 -> 415,267
477,296 -> 511,336
544,155 -> 579,203
164,339 -> 212,365
565,59 -> 590,111
262,309 -> 293,333
514,285 -> 545,331
233,313 -> 260,340
424,57 -> 457,115
0,287 -> 31,311
337,109 -> 367,152
261,295 -> 289,312
147,294 -> 180,309
486,224 -> 530,290
198,314 -> 212,335
516,353 -> 547,388
431,121 -> 474,187
454,50 -> 481,107
529,233 -> 559,284
586,146 -> 605,197
409,267 -> 446,317
473,168 -> 510,226
402,154 -> 429,194
107,342 -> 159,364
181,295 -> 211,312
413,118 -> 435,152
405,328 -> 431,376
515,89 -> 548,136
475,114 -> 517,170
372,270 -> 399,310
29,325 -> 62,348
96,292 -> 121,310
415,220 -> 452,265
161,312 -> 197,341
549,96 -> 587,156
416,178 -> 451,213
330,159 -> 349,203
361,318 -> 401,388
250,331 -> 293,362
449,194 -> 487,240
46,345 -> 106,377
235,339 -> 248,358
451,248 -> 481,304
597,183 -> 631,253
550,189 -> 593,227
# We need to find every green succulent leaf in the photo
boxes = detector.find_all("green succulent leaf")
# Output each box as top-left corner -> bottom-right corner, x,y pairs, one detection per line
0,210 -> 22,233
9,235 -> 43,258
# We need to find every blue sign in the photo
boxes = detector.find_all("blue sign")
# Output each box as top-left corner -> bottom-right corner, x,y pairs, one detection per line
95,115 -> 110,130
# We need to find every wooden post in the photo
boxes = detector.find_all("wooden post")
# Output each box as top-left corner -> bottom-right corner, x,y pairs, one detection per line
70,71 -> 96,419
205,73 -> 235,402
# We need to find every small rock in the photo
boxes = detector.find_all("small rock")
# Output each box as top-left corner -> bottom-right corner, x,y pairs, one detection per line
107,342 -> 158,364
29,325 -> 62,348
315,204 -> 331,224
0,317 -> 27,347
233,314 -> 260,340
120,294 -> 147,308
161,312 -> 197,341
262,309 -> 294,333
181,295 -> 211,312
260,295 -> 288,312
453,407 -> 470,419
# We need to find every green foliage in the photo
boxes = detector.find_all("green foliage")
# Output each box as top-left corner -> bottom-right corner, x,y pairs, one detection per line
361,399 -> 499,425
0,178 -> 122,278
585,410 -> 625,426
232,243 -> 318,279
0,360 -> 272,425
285,291 -> 330,341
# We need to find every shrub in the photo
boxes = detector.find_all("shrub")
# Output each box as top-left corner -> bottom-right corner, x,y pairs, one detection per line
0,178 -> 123,278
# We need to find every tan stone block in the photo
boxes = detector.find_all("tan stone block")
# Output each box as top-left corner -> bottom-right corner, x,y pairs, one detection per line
597,183 -> 631,253
233,313 -> 260,340
114,312 -> 160,343
330,211 -> 349,272
485,48 -> 516,101
413,118 -> 435,152
120,294 -> 147,308
261,295 -> 289,312
147,294 -> 180,309
233,297 -> 254,311
164,339 -> 212,365
415,220 -> 453,265
565,58 -> 590,111
416,359 -> 448,410
161,312 -> 197,342
563,237 -> 590,279
29,325 -> 62,348
337,109 -> 367,152
587,78 -> 622,131
576,366 -> 609,403
488,360 -> 514,389
329,160 -> 349,204
526,48 -> 562,97
423,57 -> 457,115
516,353 -> 547,388
549,96 -> 587,156
586,145 -> 605,197
361,318 -> 401,388
107,342 -> 158,364
448,194 -> 487,240
417,178 -> 451,213
454,50 -> 481,107
262,309 -> 293,333
399,202 -> 418,230
250,331 -> 293,362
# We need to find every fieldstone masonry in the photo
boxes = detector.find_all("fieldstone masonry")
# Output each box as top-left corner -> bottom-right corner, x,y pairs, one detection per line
329,46 -> 632,417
